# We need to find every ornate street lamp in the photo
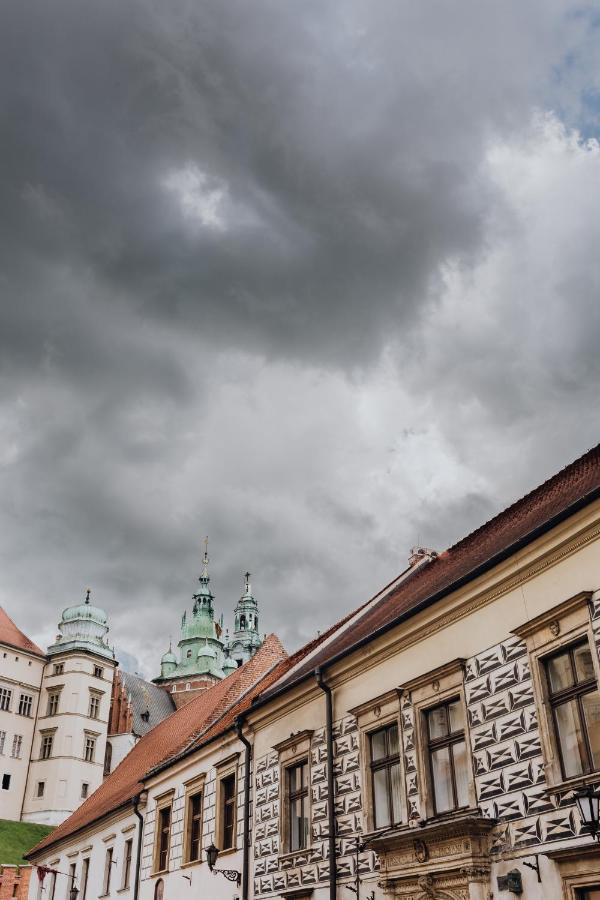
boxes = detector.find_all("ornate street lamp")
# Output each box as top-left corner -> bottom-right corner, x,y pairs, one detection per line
205,843 -> 241,886
575,786 -> 600,840
69,883 -> 79,900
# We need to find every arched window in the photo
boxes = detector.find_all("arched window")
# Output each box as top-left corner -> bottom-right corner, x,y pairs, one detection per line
240,615 -> 246,630
186,683 -> 191,691
171,685 -> 176,693
154,878 -> 164,900
186,649 -> 192,659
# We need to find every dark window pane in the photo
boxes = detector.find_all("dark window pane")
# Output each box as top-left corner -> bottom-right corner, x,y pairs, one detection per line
582,690 -> 600,769
370,729 -> 387,762
575,644 -> 596,683
387,724 -> 399,755
453,740 -> 469,807
555,698 -> 587,777
448,701 -> 465,733
431,747 -> 453,813
427,706 -> 448,740
548,651 -> 575,693
373,767 -> 391,828
390,761 -> 402,824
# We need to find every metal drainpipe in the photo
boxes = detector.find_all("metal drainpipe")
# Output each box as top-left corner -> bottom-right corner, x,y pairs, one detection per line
315,667 -> 337,900
133,791 -> 147,900
235,717 -> 252,900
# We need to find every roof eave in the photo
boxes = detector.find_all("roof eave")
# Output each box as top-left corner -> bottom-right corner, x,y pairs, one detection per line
251,485 -> 600,711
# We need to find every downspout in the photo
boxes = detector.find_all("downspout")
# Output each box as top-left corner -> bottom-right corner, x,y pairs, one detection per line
133,791 -> 147,900
315,667 -> 336,900
235,717 -> 252,900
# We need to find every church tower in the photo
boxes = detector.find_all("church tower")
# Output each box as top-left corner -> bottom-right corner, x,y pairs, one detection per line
226,572 -> 263,667
154,541 -> 228,708
22,590 -> 117,826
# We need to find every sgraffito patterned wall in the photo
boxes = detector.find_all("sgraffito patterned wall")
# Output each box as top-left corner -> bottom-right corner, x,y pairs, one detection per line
253,715 -> 377,896
465,633 -> 583,852
141,760 -> 246,881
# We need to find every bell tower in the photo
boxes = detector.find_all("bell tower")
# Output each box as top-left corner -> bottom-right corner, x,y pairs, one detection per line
226,572 -> 263,667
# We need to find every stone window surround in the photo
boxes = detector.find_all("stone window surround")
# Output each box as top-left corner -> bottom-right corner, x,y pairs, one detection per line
214,752 -> 240,855
546,844 -> 600,900
349,690 -> 404,834
39,727 -> 57,760
181,772 -> 206,868
272,730 -> 314,857
512,589 -> 600,794
151,788 -> 175,876
398,658 -> 476,822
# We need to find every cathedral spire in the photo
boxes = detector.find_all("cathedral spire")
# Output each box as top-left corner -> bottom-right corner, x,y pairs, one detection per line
201,536 -> 209,579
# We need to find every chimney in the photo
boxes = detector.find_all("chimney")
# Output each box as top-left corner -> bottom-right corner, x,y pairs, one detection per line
408,546 -> 438,568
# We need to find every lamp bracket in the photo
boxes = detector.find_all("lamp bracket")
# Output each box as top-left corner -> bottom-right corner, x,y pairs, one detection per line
522,855 -> 541,883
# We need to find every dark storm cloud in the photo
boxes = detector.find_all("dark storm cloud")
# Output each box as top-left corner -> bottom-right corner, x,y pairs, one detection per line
1,0 -> 600,670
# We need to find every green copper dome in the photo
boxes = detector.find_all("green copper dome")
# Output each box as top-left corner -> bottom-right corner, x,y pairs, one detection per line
47,589 -> 115,662
161,647 -> 177,665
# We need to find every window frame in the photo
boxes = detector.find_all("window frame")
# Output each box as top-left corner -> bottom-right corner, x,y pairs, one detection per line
545,639 -> 600,780
0,687 -> 12,712
80,858 -> 90,900
399,658 -> 475,821
286,758 -> 310,852
425,697 -> 470,816
182,774 -> 205,866
513,591 -> 600,792
368,720 -> 402,830
121,837 -> 133,889
214,754 -> 240,854
47,689 -> 62,717
11,734 -> 23,759
88,691 -> 102,720
18,693 -> 33,717
272,730 -> 314,855
152,790 -> 174,875
83,731 -> 98,763
102,846 -> 114,896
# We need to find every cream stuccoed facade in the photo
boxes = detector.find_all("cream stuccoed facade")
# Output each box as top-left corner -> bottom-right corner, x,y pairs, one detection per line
0,611 -> 46,821
25,446 -> 600,900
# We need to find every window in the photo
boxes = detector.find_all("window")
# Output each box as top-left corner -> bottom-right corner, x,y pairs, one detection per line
94,666 -> 104,679
84,734 -> 96,762
48,871 -> 57,900
369,722 -> 402,829
219,773 -> 236,850
37,781 -> 45,798
186,650 -> 192,659
18,694 -> 33,717
155,805 -> 171,872
47,692 -> 61,716
0,688 -> 12,711
81,782 -> 89,799
546,639 -> 600,779
104,741 -> 113,775
121,838 -> 133,889
287,761 -> 309,851
184,790 -> 203,863
68,863 -> 76,900
2,773 -> 11,790
153,879 -> 164,900
102,847 -> 114,895
41,734 -> 54,759
81,858 -> 90,900
12,735 -> 23,759
89,694 -> 101,719
53,663 -> 64,675
0,731 -> 5,755
426,699 -> 469,814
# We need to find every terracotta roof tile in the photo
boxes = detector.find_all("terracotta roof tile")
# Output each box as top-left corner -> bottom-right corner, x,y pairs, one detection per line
28,635 -> 288,858
0,607 -> 45,658
263,443 -> 600,696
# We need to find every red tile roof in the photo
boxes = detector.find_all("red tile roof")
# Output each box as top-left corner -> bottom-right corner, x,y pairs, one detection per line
0,607 -> 45,658
28,634 -> 288,858
262,443 -> 600,698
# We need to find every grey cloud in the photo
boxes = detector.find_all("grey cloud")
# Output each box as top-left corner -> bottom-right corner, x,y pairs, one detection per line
1,1 -> 600,672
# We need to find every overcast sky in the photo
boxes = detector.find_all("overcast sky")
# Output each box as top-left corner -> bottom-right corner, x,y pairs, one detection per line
2,1 -> 600,677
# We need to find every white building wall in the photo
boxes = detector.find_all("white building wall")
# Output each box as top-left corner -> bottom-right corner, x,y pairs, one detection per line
0,644 -> 44,821
22,651 -> 116,825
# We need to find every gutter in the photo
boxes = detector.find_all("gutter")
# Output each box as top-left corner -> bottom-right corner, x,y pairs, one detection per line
235,717 -> 252,900
132,791 -> 147,900
253,486 -> 600,710
315,668 -> 336,900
